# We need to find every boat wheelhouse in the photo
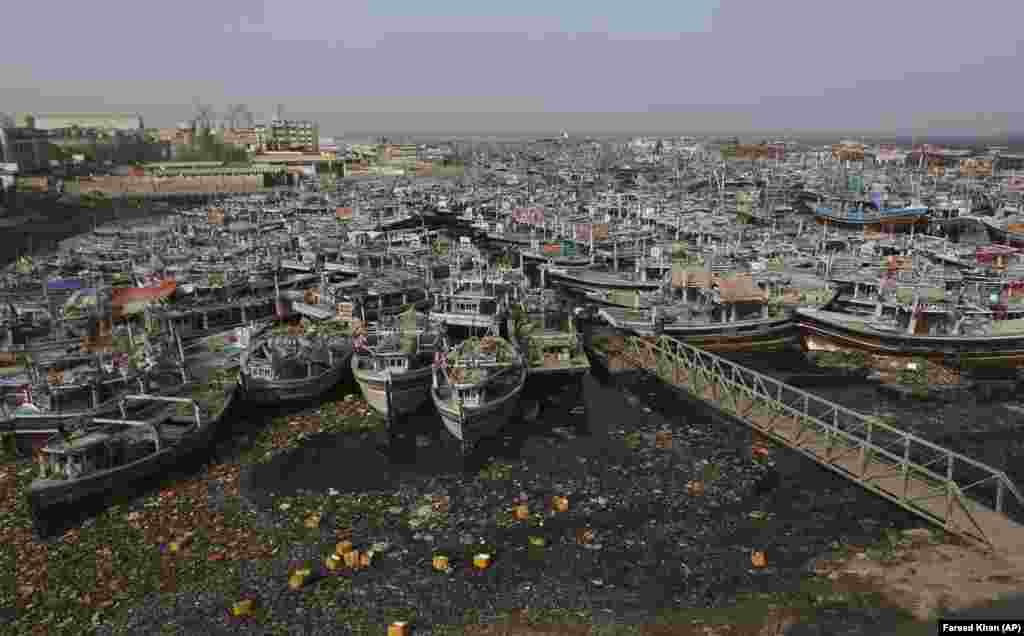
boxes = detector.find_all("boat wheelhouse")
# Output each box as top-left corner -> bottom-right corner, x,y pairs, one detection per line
351,309 -> 440,419
240,325 -> 353,404
428,277 -> 513,336
431,336 -> 527,452
508,291 -> 590,377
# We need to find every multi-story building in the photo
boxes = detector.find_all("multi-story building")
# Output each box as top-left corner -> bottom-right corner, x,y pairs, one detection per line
255,120 -> 318,152
26,112 -> 144,134
381,143 -> 418,162
45,127 -> 167,164
155,127 -> 193,146
220,128 -> 259,152
0,126 -> 51,172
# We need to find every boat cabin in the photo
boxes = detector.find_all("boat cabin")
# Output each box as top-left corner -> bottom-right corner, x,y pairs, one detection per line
369,352 -> 411,374
37,425 -> 157,480
457,386 -> 483,407
246,334 -> 337,381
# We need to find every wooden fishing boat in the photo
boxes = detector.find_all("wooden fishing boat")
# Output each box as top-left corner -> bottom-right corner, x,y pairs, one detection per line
813,203 -> 930,230
2,336 -> 157,437
147,295 -> 278,342
239,324 -> 353,404
592,269 -> 822,353
517,244 -> 593,269
351,309 -> 440,418
27,378 -> 237,518
326,271 -> 431,323
981,217 -> 1024,248
431,335 -> 527,452
508,292 -> 590,378
428,275 -> 513,336
796,278 -> 1024,377
541,264 -> 663,292
601,307 -> 798,354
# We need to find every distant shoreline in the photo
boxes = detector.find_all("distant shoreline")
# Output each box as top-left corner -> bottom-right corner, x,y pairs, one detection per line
0,194 -> 174,268
334,132 -> 1024,150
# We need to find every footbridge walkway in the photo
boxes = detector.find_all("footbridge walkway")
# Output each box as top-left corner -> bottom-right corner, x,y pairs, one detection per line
596,333 -> 1024,554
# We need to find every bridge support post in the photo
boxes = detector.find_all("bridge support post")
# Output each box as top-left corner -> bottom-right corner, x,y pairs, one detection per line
946,455 -> 955,522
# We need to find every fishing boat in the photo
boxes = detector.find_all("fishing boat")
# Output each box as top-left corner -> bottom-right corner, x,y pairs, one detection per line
27,375 -> 237,520
428,274 -> 514,336
351,308 -> 440,418
507,291 -> 590,421
326,271 -> 431,323
1,325 -> 163,444
796,277 -> 1024,378
431,335 -> 527,452
541,264 -> 663,293
813,202 -> 930,230
239,322 -> 353,404
517,242 -> 593,269
981,217 -> 1024,248
594,270 -> 815,353
508,291 -> 590,377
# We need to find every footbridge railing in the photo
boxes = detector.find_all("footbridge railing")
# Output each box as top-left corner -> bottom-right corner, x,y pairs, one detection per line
608,334 -> 1024,553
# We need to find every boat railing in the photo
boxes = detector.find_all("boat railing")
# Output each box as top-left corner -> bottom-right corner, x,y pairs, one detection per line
447,358 -> 522,389
10,410 -> 93,422
118,394 -> 203,428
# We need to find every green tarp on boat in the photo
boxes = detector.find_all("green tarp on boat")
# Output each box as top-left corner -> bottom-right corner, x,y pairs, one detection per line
990,319 -> 1024,336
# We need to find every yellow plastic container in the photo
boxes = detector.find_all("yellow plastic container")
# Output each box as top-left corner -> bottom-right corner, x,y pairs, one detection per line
230,599 -> 256,618
388,621 -> 410,636
432,555 -> 450,572
551,496 -> 569,513
325,553 -> 342,571
473,553 -> 491,570
287,568 -> 313,590
344,550 -> 360,568
751,551 -> 768,568
335,540 -> 354,557
304,512 -> 323,529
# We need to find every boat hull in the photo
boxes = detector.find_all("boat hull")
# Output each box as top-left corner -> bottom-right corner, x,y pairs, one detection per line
662,319 -> 798,354
432,366 -> 526,449
352,363 -> 433,418
7,375 -> 159,440
983,223 -> 1024,249
796,309 -> 1024,375
27,389 -> 235,516
429,311 -> 504,332
813,208 -> 930,230
520,251 -> 592,268
598,306 -> 798,354
545,269 -> 663,292
241,352 -> 352,404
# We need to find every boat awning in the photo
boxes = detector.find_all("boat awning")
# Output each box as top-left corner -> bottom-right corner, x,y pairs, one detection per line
716,276 -> 766,302
670,265 -> 712,289
991,318 -> 1024,336
292,301 -> 335,320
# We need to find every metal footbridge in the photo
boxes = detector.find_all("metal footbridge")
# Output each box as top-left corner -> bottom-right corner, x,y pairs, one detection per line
601,333 -> 1024,554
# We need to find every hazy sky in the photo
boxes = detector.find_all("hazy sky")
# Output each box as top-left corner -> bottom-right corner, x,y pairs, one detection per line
2,0 -> 1022,135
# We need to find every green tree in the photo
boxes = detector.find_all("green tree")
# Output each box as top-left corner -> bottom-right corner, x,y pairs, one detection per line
175,129 -> 248,163
47,144 -> 70,162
